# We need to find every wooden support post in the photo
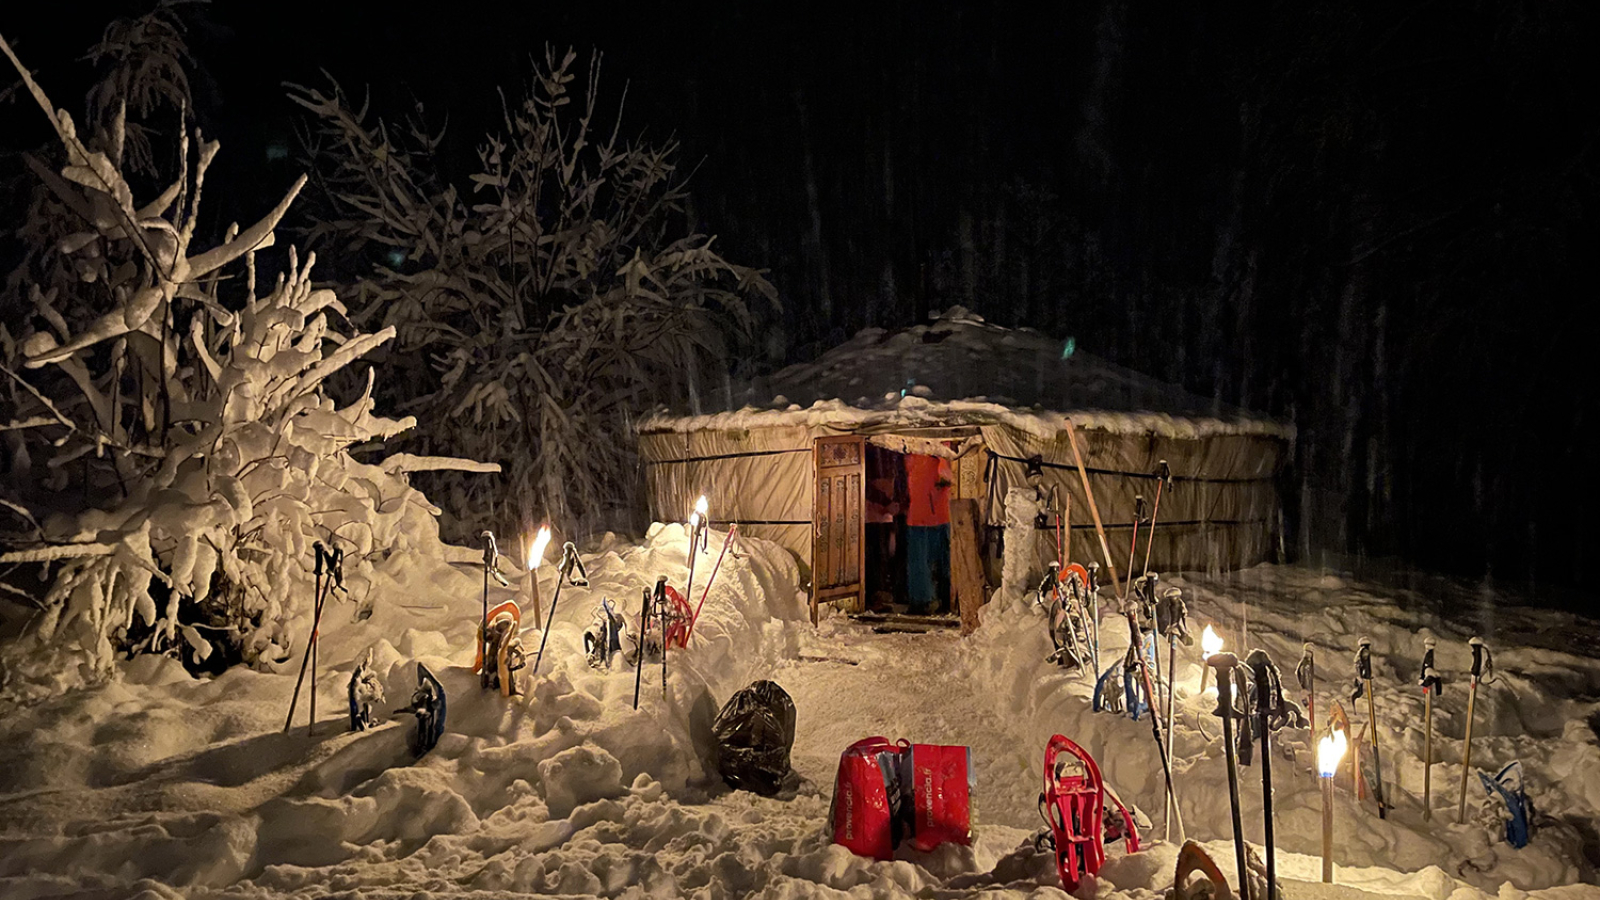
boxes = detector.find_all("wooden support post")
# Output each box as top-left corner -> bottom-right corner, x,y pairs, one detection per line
949,499 -> 985,635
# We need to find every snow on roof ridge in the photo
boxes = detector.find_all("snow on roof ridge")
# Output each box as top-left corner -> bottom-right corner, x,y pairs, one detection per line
639,395 -> 1295,440
646,311 -> 1293,439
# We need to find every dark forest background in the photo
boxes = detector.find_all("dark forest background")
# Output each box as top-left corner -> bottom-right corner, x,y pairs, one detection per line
4,1 -> 1596,604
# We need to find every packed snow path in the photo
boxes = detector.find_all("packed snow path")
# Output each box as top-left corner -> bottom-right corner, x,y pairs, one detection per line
0,525 -> 1596,898
780,629 -> 1044,833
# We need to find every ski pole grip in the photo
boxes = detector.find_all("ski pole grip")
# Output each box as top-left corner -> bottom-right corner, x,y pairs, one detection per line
1246,649 -> 1274,707
1208,651 -> 1239,672
1469,639 -> 1485,679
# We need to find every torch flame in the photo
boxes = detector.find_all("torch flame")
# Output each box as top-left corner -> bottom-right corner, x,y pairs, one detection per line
1317,729 -> 1349,777
689,494 -> 709,529
528,525 -> 552,570
1201,624 -> 1223,659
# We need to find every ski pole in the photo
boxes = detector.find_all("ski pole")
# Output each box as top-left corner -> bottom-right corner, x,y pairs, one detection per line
688,524 -> 739,642
632,586 -> 650,710
532,542 -> 585,676
1419,637 -> 1441,821
1457,636 -> 1490,823
284,543 -> 330,733
1248,649 -> 1282,900
1159,586 -> 1188,841
656,576 -> 670,695
1125,607 -> 1184,841
308,545 -> 343,736
1297,643 -> 1316,783
1141,460 -> 1172,578
1209,651 -> 1251,900
1354,637 -> 1388,818
480,531 -> 497,690
1125,495 -> 1146,597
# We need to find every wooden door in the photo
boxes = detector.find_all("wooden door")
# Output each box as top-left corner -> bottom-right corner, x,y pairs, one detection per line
812,435 -> 865,623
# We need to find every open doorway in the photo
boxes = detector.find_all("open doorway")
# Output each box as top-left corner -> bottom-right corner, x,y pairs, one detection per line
865,445 -> 952,615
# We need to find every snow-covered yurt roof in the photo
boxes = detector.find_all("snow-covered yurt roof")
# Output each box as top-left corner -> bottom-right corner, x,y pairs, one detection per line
642,308 -> 1292,440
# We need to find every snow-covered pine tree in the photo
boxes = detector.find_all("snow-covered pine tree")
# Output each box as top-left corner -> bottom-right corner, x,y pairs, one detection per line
290,47 -> 777,541
0,32 -> 493,700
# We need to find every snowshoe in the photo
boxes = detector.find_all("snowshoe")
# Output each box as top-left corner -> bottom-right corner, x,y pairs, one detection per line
473,600 -> 524,695
1173,840 -> 1233,900
1102,784 -> 1144,852
1478,760 -> 1533,849
347,648 -> 384,731
660,583 -> 693,650
1094,662 -> 1126,714
394,662 -> 446,758
1039,734 -> 1107,892
583,598 -> 628,670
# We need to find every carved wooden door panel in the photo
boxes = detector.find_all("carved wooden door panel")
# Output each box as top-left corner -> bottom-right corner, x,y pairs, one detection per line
811,435 -> 865,623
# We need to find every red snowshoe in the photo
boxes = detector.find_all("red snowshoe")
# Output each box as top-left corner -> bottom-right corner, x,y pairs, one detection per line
831,736 -> 910,860
661,583 -> 693,650
1040,734 -> 1140,891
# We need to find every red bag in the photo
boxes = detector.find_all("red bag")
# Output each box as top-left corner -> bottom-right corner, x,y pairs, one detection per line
830,737 -> 907,860
908,743 -> 974,850
832,738 -> 974,859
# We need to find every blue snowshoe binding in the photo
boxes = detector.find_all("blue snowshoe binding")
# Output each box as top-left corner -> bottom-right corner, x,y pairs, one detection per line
1479,760 -> 1533,849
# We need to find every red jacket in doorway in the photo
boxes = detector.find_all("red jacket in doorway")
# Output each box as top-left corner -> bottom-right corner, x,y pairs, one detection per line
905,455 -> 953,527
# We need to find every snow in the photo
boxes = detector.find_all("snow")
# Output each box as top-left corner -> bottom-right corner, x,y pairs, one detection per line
642,308 -> 1296,440
0,524 -> 1596,898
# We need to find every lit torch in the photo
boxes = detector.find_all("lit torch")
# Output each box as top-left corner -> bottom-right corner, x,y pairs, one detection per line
1318,728 -> 1348,883
1199,624 -> 1223,693
684,495 -> 710,613
524,525 -> 552,625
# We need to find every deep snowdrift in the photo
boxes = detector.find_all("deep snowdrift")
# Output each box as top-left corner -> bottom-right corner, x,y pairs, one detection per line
0,525 -> 1595,899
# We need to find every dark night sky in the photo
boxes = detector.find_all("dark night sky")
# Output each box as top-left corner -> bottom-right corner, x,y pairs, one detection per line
4,2 -> 1597,604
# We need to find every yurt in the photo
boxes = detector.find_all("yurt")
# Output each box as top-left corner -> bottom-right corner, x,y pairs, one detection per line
637,309 -> 1293,625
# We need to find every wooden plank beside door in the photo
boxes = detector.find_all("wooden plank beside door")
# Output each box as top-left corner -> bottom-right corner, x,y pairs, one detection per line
949,498 -> 986,635
812,435 -> 866,623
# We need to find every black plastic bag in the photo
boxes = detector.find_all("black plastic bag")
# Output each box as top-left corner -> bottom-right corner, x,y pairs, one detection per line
712,680 -> 796,796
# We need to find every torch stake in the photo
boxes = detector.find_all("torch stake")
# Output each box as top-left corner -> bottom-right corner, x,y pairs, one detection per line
689,525 -> 739,641
1210,652 -> 1251,900
1321,773 -> 1334,883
